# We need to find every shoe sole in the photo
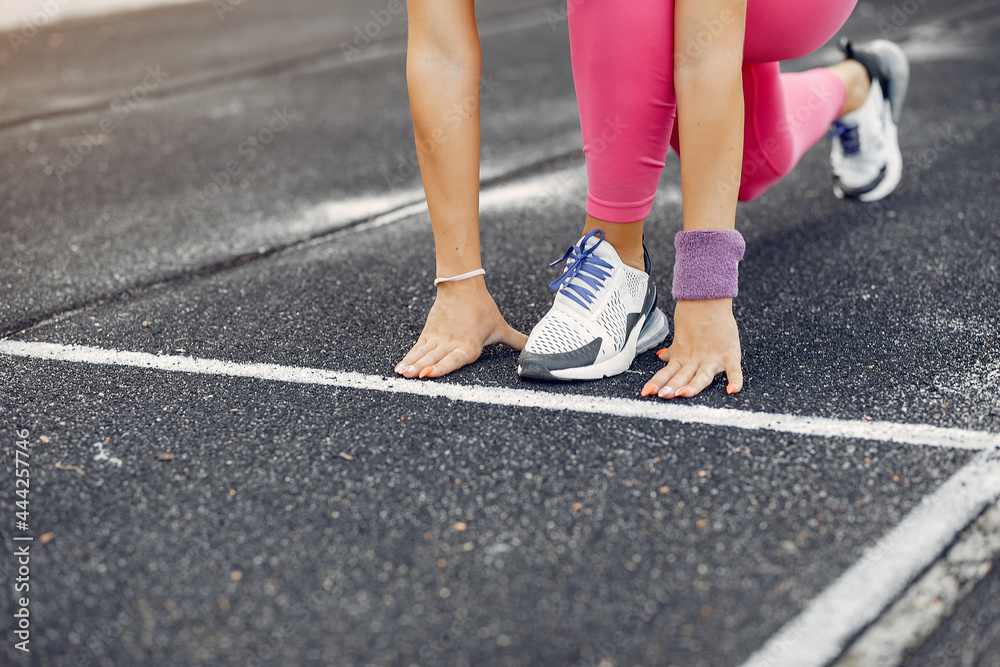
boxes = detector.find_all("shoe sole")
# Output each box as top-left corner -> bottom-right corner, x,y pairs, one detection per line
519,289 -> 667,382
522,306 -> 669,382
522,311 -> 647,381
636,306 -> 670,354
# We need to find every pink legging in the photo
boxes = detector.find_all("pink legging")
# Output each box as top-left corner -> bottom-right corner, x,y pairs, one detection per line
569,0 -> 858,222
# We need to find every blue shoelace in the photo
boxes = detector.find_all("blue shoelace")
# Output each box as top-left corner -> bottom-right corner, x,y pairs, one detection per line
829,120 -> 861,155
548,229 -> 614,310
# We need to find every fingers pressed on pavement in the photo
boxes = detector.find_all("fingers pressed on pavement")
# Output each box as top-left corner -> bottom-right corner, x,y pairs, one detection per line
423,348 -> 476,378
659,366 -> 697,399
641,360 -> 682,397
660,359 -> 683,381
676,366 -> 723,398
405,346 -> 448,378
396,339 -> 435,374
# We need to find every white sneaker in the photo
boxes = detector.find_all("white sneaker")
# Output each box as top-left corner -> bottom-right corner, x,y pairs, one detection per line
830,39 -> 910,202
518,230 -> 668,381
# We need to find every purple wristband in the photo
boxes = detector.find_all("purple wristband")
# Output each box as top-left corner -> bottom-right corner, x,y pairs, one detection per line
671,229 -> 746,300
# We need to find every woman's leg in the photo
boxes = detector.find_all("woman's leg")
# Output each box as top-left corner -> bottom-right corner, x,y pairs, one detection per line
668,0 -> 861,201
649,0 -> 874,399
727,62 -> 848,201
396,0 -> 526,379
515,0 -> 676,382
639,0 -> 750,400
568,0 -> 676,270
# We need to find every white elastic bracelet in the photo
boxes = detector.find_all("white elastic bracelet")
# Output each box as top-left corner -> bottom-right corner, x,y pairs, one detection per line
433,268 -> 485,287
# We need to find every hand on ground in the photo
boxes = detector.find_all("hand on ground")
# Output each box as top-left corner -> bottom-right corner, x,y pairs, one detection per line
640,298 -> 743,399
395,279 -> 527,379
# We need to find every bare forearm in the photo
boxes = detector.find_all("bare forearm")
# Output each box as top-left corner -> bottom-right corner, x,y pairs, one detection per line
405,0 -> 483,275
674,0 -> 747,231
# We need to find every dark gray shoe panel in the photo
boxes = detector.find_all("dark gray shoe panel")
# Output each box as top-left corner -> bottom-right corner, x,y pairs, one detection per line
631,276 -> 661,340
641,280 -> 658,321
624,311 -> 642,342
518,338 -> 602,381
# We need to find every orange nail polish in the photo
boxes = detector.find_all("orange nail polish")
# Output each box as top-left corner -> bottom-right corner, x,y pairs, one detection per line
641,383 -> 657,397
419,366 -> 434,379
655,348 -> 668,356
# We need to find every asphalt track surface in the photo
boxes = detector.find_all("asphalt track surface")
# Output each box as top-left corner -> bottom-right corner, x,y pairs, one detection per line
1,1 -> 999,666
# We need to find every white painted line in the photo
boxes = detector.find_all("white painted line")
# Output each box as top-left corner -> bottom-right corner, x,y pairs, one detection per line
310,165 -> 590,240
2,340 -> 999,451
833,499 -> 1000,666
288,163 -> 591,246
292,190 -> 425,237
0,0 -> 205,31
741,450 -> 1000,667
345,201 -> 429,234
